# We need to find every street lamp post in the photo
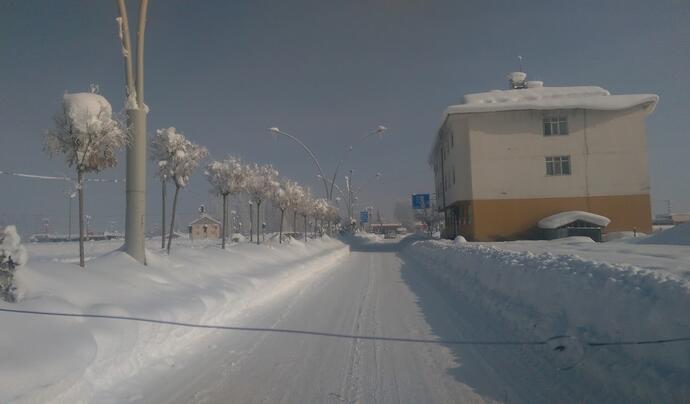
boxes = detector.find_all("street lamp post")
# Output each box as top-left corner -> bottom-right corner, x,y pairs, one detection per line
269,126 -> 388,201
327,126 -> 386,200
117,0 -> 150,265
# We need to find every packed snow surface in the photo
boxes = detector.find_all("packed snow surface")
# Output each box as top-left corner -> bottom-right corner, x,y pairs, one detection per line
2,234 -> 688,403
0,236 -> 347,403
537,210 -> 611,229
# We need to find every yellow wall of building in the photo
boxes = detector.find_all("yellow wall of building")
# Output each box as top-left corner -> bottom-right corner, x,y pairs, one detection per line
460,194 -> 651,241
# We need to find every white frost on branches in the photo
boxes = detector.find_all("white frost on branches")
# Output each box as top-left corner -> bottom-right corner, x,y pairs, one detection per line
151,127 -> 207,188
273,179 -> 299,212
246,164 -> 279,205
205,157 -> 249,197
44,92 -> 127,174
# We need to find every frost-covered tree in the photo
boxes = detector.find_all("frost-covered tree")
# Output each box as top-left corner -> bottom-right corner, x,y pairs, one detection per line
296,188 -> 313,242
150,129 -> 184,249
154,127 -> 208,253
205,157 -> 248,249
246,164 -> 279,245
0,226 -> 28,302
272,180 -> 299,244
44,92 -> 126,267
287,182 -> 305,235
315,199 -> 338,236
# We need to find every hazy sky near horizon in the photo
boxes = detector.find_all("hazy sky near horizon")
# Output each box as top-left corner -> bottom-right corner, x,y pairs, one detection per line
1,0 -> 689,234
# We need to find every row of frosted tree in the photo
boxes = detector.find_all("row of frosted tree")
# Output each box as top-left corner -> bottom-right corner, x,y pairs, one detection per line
43,90 -> 339,266
151,127 -> 339,252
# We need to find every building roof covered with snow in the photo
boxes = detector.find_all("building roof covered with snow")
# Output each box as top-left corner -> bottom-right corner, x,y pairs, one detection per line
189,215 -> 221,226
430,72 -> 659,163
537,211 -> 611,230
440,73 -> 658,119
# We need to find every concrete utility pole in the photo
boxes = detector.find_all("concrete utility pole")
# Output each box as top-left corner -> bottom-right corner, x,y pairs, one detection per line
117,0 -> 149,264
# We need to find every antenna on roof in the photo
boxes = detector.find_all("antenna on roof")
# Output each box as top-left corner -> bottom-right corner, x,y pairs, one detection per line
517,55 -> 524,72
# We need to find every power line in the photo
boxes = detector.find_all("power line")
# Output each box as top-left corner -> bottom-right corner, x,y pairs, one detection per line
0,170 -> 124,183
0,307 -> 687,348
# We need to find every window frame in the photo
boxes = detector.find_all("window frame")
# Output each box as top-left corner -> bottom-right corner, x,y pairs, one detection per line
545,155 -> 571,176
543,113 -> 569,136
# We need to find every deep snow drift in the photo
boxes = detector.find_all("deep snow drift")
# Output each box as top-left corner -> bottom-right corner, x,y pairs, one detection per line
0,236 -> 347,403
404,236 -> 690,402
639,220 -> 690,246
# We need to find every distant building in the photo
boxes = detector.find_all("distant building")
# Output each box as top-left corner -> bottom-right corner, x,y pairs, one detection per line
189,215 -> 221,240
370,223 -> 403,234
429,72 -> 658,241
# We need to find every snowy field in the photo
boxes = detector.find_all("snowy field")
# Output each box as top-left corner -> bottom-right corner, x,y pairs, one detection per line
0,236 -> 347,403
2,227 -> 689,403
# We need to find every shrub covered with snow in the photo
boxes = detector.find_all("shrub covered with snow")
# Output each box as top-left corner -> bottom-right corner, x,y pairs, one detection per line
0,226 -> 28,302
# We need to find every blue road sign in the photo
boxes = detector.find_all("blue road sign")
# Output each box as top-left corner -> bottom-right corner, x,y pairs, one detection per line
411,193 -> 430,209
360,211 -> 369,223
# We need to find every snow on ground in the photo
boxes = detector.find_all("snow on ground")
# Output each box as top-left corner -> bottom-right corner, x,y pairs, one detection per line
0,236 -> 347,403
404,234 -> 690,401
639,221 -> 690,246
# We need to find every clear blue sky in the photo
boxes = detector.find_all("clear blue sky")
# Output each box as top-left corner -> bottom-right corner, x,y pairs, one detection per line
1,0 -> 688,234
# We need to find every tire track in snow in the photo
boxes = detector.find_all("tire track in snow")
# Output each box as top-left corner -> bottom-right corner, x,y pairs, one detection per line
192,253 -> 346,404
338,253 -> 375,404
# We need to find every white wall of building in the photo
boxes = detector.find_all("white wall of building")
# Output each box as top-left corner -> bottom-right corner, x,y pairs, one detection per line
452,106 -> 651,200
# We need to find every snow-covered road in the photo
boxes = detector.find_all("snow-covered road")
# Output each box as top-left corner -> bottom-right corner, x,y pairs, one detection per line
97,236 -> 628,404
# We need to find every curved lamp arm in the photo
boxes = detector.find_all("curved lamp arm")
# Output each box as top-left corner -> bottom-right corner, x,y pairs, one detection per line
329,125 -> 387,199
269,127 -> 330,197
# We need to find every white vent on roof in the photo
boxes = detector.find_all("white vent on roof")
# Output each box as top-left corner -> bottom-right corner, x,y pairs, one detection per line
526,80 -> 544,88
507,71 -> 527,89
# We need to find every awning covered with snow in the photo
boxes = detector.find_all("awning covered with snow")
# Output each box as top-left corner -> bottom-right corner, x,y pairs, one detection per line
537,211 -> 611,230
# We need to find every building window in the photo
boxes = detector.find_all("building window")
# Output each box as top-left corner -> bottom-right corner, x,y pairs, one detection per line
545,155 -> 571,176
451,132 -> 454,148
452,166 -> 456,185
543,114 -> 568,136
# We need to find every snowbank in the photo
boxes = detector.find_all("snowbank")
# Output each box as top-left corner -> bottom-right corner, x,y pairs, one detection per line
638,221 -> 690,246
537,210 -> 610,229
0,237 -> 347,403
403,238 -> 690,400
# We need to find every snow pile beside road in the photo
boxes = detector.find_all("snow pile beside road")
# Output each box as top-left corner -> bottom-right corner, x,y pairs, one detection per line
638,221 -> 690,246
0,237 -> 347,403
404,238 -> 690,400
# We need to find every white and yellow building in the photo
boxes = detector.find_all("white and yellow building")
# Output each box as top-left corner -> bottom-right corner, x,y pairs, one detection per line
429,72 -> 658,241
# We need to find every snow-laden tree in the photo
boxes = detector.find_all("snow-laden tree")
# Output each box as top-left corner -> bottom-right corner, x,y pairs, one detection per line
44,91 -> 126,267
150,128 -> 187,249
295,188 -> 313,242
205,157 -> 248,249
153,127 -> 208,253
312,198 -> 331,236
245,164 -> 279,245
272,180 -> 300,244
315,199 -> 339,236
284,182 -> 304,235
0,226 -> 28,302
